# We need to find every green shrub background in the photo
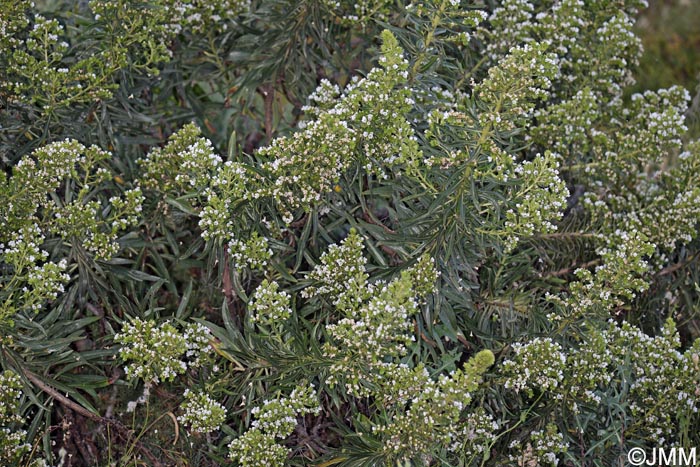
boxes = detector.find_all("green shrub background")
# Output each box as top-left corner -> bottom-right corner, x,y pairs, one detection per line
2,1 -> 700,466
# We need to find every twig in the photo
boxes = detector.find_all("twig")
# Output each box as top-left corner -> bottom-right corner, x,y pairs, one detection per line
413,319 -> 437,347
222,250 -> 241,329
543,259 -> 600,278
657,254 -> 696,277
23,370 -> 164,467
261,84 -> 275,141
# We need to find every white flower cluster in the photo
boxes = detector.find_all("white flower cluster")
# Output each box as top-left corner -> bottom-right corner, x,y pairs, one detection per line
51,187 -> 143,261
0,139 -> 146,324
531,88 -> 599,158
501,319 -> 700,446
256,30 -> 421,221
298,232 -> 495,460
479,0 -> 645,102
605,320 -> 700,444
162,0 -> 250,34
1,140 -> 96,234
474,42 -> 559,133
53,201 -> 120,260
174,138 -> 223,190
477,0 -> 534,62
547,230 -> 654,321
229,385 -> 320,467
115,318 -> 212,384
503,152 -> 569,252
177,390 -> 227,434
228,232 -> 272,270
198,161 -> 250,241
509,424 -> 568,466
320,0 -> 393,25
251,280 -> 292,328
372,350 -> 495,459
0,223 -> 70,319
301,229 -> 369,310
502,338 -> 566,397
448,409 -> 499,457
183,322 -> 212,368
4,13 -> 116,107
139,123 -> 222,195
0,371 -> 31,465
580,88 -> 698,260
306,231 -> 440,399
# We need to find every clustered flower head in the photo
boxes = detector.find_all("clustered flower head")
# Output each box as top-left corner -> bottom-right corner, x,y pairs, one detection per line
228,385 -> 320,467
115,318 -> 212,384
478,0 -> 645,101
474,42 -> 559,133
251,280 -> 292,328
547,230 -> 654,321
502,337 -> 566,397
256,30 -> 421,222
3,9 -> 118,109
502,152 -> 569,252
301,228 -> 369,309
0,140 -> 143,324
228,232 -> 273,270
177,389 -> 227,434
372,349 -> 496,459
139,123 -> 223,196
0,371 -> 30,465
508,424 -> 569,467
299,231 -> 496,460
199,161 -> 251,242
162,0 -> 251,34
500,318 -> 700,447
0,223 -> 70,322
320,0 -> 394,25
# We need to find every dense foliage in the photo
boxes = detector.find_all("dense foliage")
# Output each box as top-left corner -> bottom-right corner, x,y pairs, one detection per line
2,0 -> 700,466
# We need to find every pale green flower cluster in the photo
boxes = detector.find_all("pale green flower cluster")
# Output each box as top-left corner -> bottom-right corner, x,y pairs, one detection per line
177,389 -> 227,434
228,385 -> 320,467
531,88 -> 599,156
199,161 -> 251,241
447,409 -> 499,459
0,371 -> 30,466
2,9 -> 117,110
0,224 -> 70,320
301,228 -> 369,309
424,40 -> 569,253
372,350 -> 496,460
502,152 -> 569,252
477,0 -> 534,62
579,90 -> 700,259
606,319 -> 700,445
312,236 -> 439,393
115,319 -> 211,384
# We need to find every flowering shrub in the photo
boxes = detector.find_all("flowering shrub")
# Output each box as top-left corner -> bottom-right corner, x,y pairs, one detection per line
2,0 -> 700,466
